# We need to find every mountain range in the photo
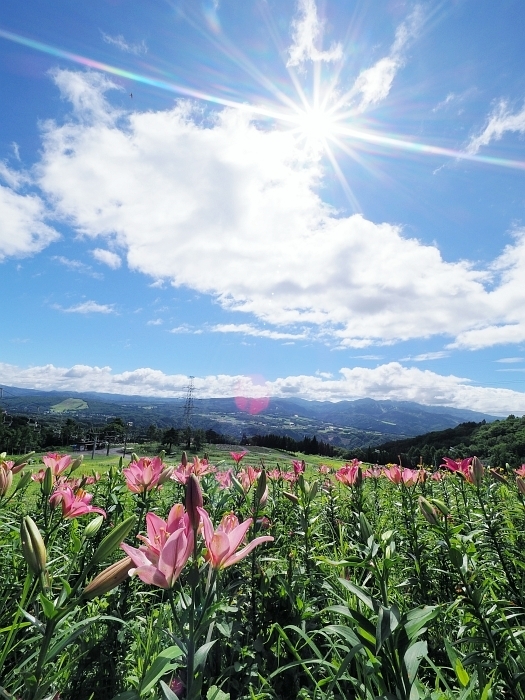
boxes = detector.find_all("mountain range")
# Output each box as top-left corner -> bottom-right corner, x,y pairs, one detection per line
0,384 -> 498,449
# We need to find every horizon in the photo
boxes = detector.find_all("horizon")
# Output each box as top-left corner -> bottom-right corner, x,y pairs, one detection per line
1,1 -> 525,416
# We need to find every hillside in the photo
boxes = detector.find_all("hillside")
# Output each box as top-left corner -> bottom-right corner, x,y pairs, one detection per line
374,414 -> 525,468
0,384 -> 498,450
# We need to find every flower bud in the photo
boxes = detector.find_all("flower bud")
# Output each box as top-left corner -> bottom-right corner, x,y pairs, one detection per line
419,496 -> 439,527
181,451 -> 188,468
89,515 -> 136,568
13,470 -> 32,494
283,491 -> 299,504
490,468 -> 508,485
255,469 -> 267,508
84,514 -> 105,539
517,477 -> 525,497
158,450 -> 166,461
82,557 -> 134,600
158,466 -> 175,485
42,467 -> 53,497
20,516 -> 47,576
185,474 -> 203,531
70,455 -> 84,473
0,468 -> 13,497
130,453 -> 139,464
471,456 -> 484,487
14,452 -> 34,469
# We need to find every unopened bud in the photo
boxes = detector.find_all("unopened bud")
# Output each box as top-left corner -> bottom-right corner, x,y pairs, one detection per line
490,468 -> 508,485
0,468 -> 13,497
158,466 -> 175,485
84,514 -> 105,539
70,455 -> 84,473
158,450 -> 166,461
517,477 -> 525,497
89,515 -> 136,568
130,453 -> 139,464
419,496 -> 439,527
14,452 -> 35,468
430,498 -> 450,517
42,467 -> 53,497
181,451 -> 188,468
283,491 -> 299,504
20,516 -> 47,576
471,456 -> 484,487
255,469 -> 267,508
13,470 -> 32,494
185,474 -> 203,531
82,557 -> 134,600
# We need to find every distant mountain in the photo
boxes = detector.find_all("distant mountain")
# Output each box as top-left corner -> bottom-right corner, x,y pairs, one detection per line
0,384 -> 497,449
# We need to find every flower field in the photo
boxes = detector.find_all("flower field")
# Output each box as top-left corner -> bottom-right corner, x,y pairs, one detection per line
1,448 -> 525,699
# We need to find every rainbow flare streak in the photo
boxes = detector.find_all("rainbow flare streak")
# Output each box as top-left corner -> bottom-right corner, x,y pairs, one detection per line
1,26 -> 525,172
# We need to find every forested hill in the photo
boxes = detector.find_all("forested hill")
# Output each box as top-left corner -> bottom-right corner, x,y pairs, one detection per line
373,414 -> 525,468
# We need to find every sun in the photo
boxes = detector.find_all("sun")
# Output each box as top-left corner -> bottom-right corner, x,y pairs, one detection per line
294,105 -> 339,145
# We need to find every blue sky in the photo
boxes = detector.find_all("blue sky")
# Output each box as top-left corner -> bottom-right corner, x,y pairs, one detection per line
1,0 -> 525,415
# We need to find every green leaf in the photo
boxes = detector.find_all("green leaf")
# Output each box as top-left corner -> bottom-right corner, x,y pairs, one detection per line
207,686 -> 230,700
111,693 -> 140,700
338,578 -> 375,611
455,658 -> 469,687
404,606 -> 438,641
375,605 -> 400,651
193,639 -> 217,672
404,640 -> 427,685
160,681 -> 179,700
39,593 -> 56,620
480,682 -> 493,700
139,645 -> 183,696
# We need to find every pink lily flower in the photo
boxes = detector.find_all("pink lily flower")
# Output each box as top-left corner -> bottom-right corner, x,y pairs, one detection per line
42,453 -> 72,477
282,471 -> 297,483
238,466 -> 261,493
335,465 -> 362,487
197,508 -> 273,570
215,469 -> 233,489
319,464 -> 330,475
121,504 -> 193,588
515,465 -> 525,477
1,459 -> 25,475
230,451 -> 248,464
401,468 -> 421,487
364,466 -> 382,479
383,465 -> 403,484
171,456 -> 215,485
123,456 -> 166,493
49,486 -> 106,519
292,460 -> 306,475
267,469 -> 282,481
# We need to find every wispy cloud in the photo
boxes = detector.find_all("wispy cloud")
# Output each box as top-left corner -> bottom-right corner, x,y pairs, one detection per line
467,100 -> 525,154
169,324 -> 202,334
91,248 -> 121,269
101,32 -> 147,56
401,351 -> 450,362
495,357 -> 523,363
53,255 -> 102,278
346,6 -> 423,113
287,0 -> 343,68
55,300 -> 115,314
147,318 -> 163,326
212,323 -> 308,340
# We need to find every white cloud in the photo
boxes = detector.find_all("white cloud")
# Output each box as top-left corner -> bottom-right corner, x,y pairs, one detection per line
495,357 -> 523,363
147,318 -> 163,326
101,32 -> 147,56
91,248 -> 122,268
56,300 -> 115,314
344,7 -> 423,113
401,351 -> 450,362
0,360 -> 524,415
26,70 -> 525,351
0,182 -> 59,261
467,100 -> 525,154
53,255 -> 102,278
287,0 -> 343,68
211,323 -> 308,340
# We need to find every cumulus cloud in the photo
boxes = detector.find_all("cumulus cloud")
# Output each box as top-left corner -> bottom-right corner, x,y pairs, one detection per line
26,70 -> 525,351
467,100 -> 525,154
91,248 -> 121,268
287,0 -> 343,67
56,300 -> 115,314
343,7 -> 422,113
101,32 -> 147,56
0,182 -> 59,261
0,360 -> 524,415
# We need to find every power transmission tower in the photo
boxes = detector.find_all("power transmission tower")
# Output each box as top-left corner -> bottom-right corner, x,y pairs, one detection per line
182,376 -> 195,449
